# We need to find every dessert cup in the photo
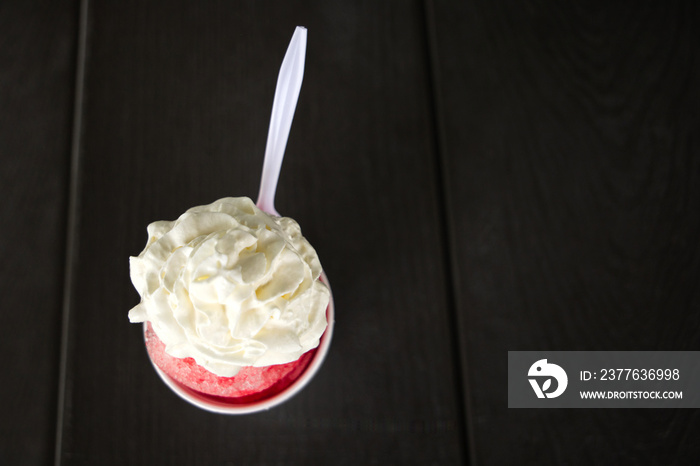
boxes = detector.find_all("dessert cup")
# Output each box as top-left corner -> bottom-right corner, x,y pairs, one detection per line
131,28 -> 332,414
143,272 -> 334,414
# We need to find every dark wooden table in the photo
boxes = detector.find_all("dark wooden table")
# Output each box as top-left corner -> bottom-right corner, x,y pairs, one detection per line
2,1 -> 699,464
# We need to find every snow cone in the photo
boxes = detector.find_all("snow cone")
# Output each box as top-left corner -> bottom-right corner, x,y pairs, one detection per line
129,197 -> 333,413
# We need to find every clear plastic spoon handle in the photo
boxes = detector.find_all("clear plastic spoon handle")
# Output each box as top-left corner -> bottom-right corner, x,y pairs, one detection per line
256,26 -> 307,216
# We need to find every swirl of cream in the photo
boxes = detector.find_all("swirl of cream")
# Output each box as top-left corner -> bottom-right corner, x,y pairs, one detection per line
128,197 -> 329,377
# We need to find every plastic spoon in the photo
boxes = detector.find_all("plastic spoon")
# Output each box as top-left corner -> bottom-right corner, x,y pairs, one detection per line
256,26 -> 307,217
256,24 -> 334,291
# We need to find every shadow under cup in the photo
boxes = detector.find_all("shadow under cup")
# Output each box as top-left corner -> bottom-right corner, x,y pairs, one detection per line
143,273 -> 335,414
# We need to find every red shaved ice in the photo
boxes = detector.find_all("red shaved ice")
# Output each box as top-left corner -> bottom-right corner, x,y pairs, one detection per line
145,323 -> 317,404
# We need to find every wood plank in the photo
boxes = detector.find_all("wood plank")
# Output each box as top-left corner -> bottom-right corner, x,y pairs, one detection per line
57,1 -> 465,464
427,0 -> 700,464
0,1 -> 78,464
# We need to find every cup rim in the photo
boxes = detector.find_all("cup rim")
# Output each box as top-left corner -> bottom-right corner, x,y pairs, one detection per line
144,271 -> 334,414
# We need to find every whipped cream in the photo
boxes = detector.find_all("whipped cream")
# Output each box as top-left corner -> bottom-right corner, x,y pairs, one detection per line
128,197 -> 329,377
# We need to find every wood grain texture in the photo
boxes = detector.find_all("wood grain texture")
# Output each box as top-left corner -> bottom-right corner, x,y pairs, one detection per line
57,1 -> 465,464
0,1 -> 77,464
427,0 -> 700,464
